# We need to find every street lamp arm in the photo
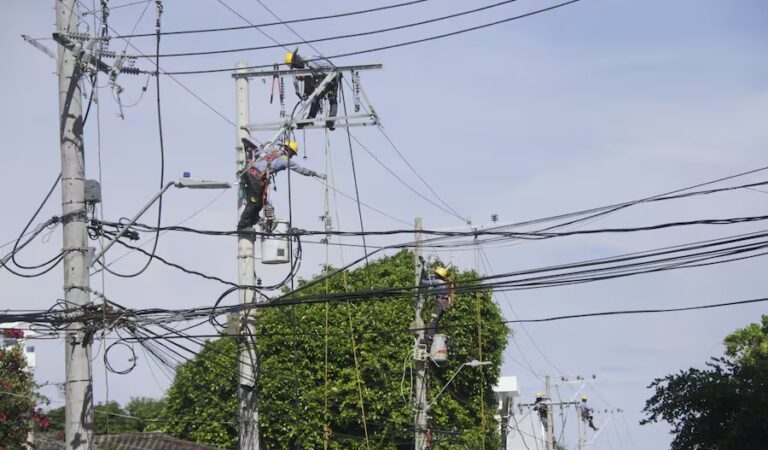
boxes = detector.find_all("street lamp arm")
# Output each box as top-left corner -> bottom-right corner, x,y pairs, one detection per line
428,363 -> 466,409
89,181 -> 175,268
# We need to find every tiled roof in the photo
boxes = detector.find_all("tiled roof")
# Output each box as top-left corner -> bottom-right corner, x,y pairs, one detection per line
33,432 -> 225,450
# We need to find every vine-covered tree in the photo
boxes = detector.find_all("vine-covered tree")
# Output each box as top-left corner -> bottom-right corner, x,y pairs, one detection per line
641,315 -> 768,449
159,250 -> 509,449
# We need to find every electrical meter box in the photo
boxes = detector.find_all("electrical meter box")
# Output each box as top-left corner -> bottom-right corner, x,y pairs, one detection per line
261,221 -> 290,264
85,179 -> 102,204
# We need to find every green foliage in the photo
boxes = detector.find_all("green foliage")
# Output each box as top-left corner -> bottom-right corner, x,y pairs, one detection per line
160,250 -> 509,449
46,397 -> 167,435
642,315 -> 768,449
0,343 -> 47,449
724,314 -> 768,365
125,397 -> 167,432
158,338 -> 238,449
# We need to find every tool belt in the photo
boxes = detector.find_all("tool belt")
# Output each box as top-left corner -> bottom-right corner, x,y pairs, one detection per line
242,168 -> 269,203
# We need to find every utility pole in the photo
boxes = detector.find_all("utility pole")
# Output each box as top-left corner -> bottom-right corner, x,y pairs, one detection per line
56,1 -> 93,449
545,376 -> 554,450
413,217 -> 428,450
235,61 -> 259,450
576,403 -> 585,450
499,397 -> 510,450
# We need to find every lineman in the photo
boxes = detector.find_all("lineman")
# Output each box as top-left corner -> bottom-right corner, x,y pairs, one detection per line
284,48 -> 339,130
580,396 -> 598,431
237,140 -> 326,230
419,261 -> 455,347
534,393 -> 549,430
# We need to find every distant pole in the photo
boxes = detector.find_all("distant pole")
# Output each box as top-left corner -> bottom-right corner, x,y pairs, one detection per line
413,217 -> 427,450
56,1 -> 93,449
577,403 -> 585,450
545,376 -> 554,450
235,61 -> 259,450
499,397 -> 510,450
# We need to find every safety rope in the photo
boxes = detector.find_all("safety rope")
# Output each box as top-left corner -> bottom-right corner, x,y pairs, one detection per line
321,94 -> 371,446
343,272 -> 371,449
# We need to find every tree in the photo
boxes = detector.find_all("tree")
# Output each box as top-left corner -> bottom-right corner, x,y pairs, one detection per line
641,315 -> 768,449
0,331 -> 48,449
159,250 -> 509,449
47,398 -> 166,436
159,338 -> 238,448
125,397 -> 166,432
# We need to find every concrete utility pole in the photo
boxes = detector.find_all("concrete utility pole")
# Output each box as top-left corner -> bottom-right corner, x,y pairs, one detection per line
56,1 -> 93,449
499,397 -> 511,450
545,376 -> 554,450
576,403 -> 586,450
412,217 -> 428,450
235,61 -> 259,450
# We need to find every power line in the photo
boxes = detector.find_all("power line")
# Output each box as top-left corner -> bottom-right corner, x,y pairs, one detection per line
151,0 -> 524,58
114,0 -> 431,38
77,0 -> 236,126
101,211 -> 768,240
374,126 -> 469,223
164,0 -> 585,75
348,133 -> 467,222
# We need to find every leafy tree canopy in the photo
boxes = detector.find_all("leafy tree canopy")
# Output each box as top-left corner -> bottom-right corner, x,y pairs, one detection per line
641,315 -> 768,449
158,250 -> 509,449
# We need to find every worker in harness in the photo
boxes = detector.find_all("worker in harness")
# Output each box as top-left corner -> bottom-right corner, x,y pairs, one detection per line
419,260 -> 455,347
580,396 -> 598,431
237,140 -> 326,231
534,393 -> 549,430
284,48 -> 338,130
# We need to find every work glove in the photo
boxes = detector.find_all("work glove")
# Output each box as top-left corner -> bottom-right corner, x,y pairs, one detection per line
314,172 -> 327,180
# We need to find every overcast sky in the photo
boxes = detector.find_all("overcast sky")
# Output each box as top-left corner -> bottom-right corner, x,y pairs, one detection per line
2,0 -> 768,448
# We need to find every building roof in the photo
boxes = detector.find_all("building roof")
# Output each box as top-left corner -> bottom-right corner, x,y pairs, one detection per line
34,432 -> 226,450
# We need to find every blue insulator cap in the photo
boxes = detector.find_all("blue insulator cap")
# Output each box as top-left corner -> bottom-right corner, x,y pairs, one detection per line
183,171 -> 191,178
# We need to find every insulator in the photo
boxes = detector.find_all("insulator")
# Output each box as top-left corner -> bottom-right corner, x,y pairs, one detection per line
353,71 -> 361,113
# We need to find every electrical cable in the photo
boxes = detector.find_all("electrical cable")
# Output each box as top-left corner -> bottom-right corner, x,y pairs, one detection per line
82,0 -> 152,16
103,211 -> 768,241
164,0 -> 585,75
373,126 -> 469,224
349,133 -> 467,222
153,0 -> 524,58
9,174 -> 62,270
79,3 -> 237,126
116,0 -> 431,38
94,3 -> 166,277
341,82 -> 370,269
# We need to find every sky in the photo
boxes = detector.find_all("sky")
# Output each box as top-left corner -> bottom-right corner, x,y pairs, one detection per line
2,0 -> 768,448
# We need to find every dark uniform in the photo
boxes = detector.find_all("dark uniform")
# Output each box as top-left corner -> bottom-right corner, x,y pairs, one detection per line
289,53 -> 338,130
237,147 -> 319,230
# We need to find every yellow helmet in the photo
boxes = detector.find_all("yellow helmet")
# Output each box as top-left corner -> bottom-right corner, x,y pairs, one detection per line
284,140 -> 299,154
284,52 -> 294,66
435,267 -> 448,279
535,392 -> 543,398
581,396 -> 588,401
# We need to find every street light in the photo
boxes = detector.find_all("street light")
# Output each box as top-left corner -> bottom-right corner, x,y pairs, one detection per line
428,359 -> 491,408
89,173 -> 231,267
